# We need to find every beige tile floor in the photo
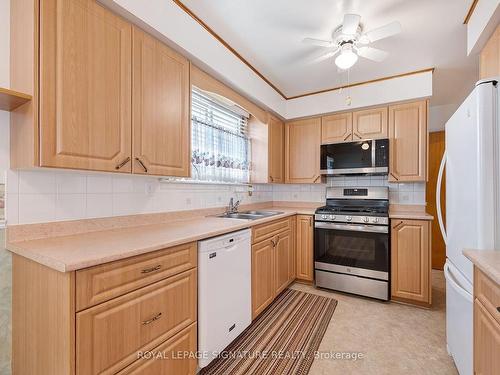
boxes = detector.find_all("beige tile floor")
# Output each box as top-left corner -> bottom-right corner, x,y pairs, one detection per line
291,270 -> 459,375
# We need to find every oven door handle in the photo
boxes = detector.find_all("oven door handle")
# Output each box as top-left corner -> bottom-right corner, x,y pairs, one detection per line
314,221 -> 389,234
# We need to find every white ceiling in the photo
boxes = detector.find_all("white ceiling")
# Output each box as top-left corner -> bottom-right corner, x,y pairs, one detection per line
181,0 -> 479,112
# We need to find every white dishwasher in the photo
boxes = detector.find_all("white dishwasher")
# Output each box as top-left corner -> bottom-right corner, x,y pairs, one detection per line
198,229 -> 252,368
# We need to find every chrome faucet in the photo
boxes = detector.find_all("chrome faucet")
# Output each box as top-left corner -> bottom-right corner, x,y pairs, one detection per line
227,197 -> 241,214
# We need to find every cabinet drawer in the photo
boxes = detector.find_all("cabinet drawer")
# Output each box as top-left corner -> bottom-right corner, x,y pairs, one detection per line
117,323 -> 197,375
76,242 -> 197,310
475,268 -> 500,325
76,269 -> 197,375
252,217 -> 291,244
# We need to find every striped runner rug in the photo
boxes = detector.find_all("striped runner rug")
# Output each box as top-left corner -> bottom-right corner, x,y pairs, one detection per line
200,288 -> 337,375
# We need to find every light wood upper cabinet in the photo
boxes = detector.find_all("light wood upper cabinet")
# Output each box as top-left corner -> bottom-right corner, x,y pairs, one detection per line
133,27 -> 191,177
285,118 -> 321,183
296,215 -> 314,282
268,115 -> 285,183
480,24 -> 500,79
389,101 -> 428,182
352,107 -> 388,140
391,219 -> 431,305
251,239 -> 275,319
39,0 -> 132,172
321,112 -> 352,144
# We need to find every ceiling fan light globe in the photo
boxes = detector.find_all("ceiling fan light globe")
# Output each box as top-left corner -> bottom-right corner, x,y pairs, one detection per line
335,49 -> 358,70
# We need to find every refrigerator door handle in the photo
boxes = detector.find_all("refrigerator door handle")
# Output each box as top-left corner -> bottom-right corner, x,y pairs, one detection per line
436,150 -> 448,245
444,262 -> 473,303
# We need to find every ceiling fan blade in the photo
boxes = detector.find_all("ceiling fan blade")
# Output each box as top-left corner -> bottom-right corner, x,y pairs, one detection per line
302,37 -> 333,48
310,47 -> 340,63
342,14 -> 361,35
357,46 -> 388,62
361,21 -> 402,43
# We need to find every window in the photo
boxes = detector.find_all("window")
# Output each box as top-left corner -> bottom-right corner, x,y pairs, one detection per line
191,88 -> 250,183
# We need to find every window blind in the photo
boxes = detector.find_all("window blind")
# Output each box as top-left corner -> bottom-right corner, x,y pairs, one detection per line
191,88 -> 250,183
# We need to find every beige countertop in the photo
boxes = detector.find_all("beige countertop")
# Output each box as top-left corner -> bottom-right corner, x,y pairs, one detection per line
463,249 -> 500,285
388,204 -> 433,221
7,207 -> 315,273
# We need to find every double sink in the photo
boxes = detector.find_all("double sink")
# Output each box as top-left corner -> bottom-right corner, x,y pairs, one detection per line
215,210 -> 284,220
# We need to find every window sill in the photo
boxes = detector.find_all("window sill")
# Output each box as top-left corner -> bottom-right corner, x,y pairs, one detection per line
158,178 -> 253,186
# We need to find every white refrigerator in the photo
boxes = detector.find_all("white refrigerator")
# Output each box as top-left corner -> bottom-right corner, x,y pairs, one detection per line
437,78 -> 500,375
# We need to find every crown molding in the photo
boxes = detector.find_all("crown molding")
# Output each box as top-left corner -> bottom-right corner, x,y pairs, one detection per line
173,0 -> 435,101
464,0 -> 480,24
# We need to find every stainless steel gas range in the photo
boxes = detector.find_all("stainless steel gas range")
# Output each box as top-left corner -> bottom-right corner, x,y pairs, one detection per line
314,186 -> 389,300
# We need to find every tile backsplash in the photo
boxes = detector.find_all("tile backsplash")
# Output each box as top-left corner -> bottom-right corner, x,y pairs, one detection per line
5,170 -> 426,225
327,176 -> 426,205
5,170 -> 272,225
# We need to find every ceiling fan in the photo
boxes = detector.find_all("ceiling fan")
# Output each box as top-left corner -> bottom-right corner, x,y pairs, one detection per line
303,14 -> 402,70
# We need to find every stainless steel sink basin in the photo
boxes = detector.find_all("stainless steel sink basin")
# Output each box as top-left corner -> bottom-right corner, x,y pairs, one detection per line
215,210 -> 284,220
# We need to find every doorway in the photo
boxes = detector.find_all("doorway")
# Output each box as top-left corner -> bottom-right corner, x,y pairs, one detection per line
426,131 -> 446,270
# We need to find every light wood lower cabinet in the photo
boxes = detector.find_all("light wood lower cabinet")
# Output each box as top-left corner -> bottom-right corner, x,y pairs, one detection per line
117,324 -> 198,375
473,267 -> 500,375
391,219 -> 431,306
296,215 -> 314,282
13,242 -> 198,375
251,238 -> 276,318
251,217 -> 296,318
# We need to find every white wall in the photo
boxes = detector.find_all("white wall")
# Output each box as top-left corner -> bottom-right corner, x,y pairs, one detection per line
5,170 -> 273,225
285,71 -> 433,119
102,0 -> 433,120
467,0 -> 500,54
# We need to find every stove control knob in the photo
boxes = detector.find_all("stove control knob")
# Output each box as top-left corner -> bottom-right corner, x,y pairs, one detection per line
363,217 -> 369,223
373,217 -> 379,223
346,216 -> 352,222
321,215 -> 327,219
330,215 -> 336,221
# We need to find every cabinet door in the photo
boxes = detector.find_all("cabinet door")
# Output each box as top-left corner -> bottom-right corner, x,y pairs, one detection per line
474,300 -> 500,375
274,231 -> 292,295
40,0 -> 132,172
391,219 -> 431,304
352,107 -> 388,140
133,27 -> 190,177
252,239 -> 275,319
389,101 -> 427,182
296,215 -> 314,282
321,113 -> 352,144
117,324 -> 197,375
285,118 -> 321,183
268,115 -> 284,183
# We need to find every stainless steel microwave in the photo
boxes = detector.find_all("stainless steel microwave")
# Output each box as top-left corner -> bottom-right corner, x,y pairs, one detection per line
320,139 -> 389,176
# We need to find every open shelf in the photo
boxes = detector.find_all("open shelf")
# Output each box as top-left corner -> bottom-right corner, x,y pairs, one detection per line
0,87 -> 32,111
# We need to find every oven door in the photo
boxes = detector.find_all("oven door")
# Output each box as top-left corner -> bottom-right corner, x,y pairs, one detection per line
314,221 -> 389,280
320,139 -> 389,176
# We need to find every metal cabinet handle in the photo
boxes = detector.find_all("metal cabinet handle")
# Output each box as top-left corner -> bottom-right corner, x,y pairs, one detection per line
269,176 -> 274,182
343,134 -> 351,141
393,221 -> 404,230
270,239 -> 277,248
313,175 -> 321,183
115,157 -> 131,170
142,312 -> 162,325
497,307 -> 500,313
135,157 -> 148,173
141,265 -> 161,274
353,132 -> 362,140
390,172 -> 399,181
